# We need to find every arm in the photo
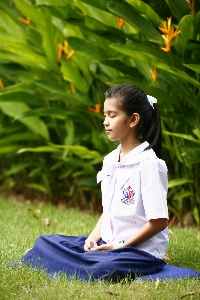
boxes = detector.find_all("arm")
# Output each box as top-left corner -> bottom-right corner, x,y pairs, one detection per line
84,213 -> 103,251
123,218 -> 168,247
95,218 -> 168,251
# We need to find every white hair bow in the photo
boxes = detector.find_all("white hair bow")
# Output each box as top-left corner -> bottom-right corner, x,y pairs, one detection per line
147,95 -> 157,109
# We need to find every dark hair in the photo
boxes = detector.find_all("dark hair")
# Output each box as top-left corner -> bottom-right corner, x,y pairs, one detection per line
104,84 -> 162,159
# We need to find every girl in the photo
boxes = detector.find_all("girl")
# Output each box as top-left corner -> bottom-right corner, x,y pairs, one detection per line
22,84 -> 169,282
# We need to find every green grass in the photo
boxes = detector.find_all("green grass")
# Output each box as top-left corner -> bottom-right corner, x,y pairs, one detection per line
0,196 -> 199,300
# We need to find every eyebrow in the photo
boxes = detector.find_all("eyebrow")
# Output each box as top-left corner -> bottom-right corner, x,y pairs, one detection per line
102,110 -> 117,114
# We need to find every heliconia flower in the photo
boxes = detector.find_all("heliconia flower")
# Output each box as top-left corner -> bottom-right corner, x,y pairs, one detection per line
150,68 -> 157,82
63,40 -> 68,55
87,103 -> 101,113
57,40 -> 75,62
70,83 -> 76,93
116,17 -> 125,30
18,17 -> 30,25
159,17 -> 181,53
161,34 -> 171,52
57,43 -> 63,62
66,50 -> 75,61
0,79 -> 4,89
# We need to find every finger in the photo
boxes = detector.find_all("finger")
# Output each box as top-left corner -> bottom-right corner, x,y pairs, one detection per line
90,240 -> 95,248
96,245 -> 106,251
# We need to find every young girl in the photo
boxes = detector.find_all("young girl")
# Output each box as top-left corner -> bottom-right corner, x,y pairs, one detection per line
22,84 -> 169,282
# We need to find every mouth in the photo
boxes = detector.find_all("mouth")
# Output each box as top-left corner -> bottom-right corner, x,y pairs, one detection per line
105,129 -> 112,134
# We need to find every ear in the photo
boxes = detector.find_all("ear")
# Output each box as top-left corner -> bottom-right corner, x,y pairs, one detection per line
129,113 -> 140,128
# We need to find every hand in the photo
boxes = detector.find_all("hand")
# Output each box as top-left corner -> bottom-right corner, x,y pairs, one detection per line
95,243 -> 122,252
84,238 -> 98,252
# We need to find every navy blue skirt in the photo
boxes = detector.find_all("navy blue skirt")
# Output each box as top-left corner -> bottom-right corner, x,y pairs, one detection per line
21,235 -> 165,282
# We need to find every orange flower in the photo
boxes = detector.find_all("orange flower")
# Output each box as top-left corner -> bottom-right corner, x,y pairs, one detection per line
87,103 -> 101,113
70,83 -> 76,93
150,68 -> 157,83
161,35 -> 171,52
57,43 -> 63,62
18,17 -> 30,25
57,40 -> 75,62
116,17 -> 125,30
159,17 -> 172,35
63,40 -> 68,55
159,17 -> 181,53
0,79 -> 4,89
66,50 -> 75,61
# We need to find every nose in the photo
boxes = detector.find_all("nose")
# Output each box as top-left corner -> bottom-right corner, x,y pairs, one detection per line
103,116 -> 109,127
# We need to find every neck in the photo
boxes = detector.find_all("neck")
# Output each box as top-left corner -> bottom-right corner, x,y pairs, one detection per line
120,139 -> 141,160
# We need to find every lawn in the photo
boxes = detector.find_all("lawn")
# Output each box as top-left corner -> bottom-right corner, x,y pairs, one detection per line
0,196 -> 199,300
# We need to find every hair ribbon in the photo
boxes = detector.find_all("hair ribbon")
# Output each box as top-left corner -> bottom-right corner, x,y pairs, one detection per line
147,95 -> 157,109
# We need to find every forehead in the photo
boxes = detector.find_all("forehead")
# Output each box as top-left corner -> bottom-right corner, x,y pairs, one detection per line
104,97 -> 120,112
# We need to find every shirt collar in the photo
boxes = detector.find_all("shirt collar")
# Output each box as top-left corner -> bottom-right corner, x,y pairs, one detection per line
97,141 -> 156,183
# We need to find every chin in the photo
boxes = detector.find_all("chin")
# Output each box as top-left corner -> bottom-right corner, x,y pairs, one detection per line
108,137 -> 117,141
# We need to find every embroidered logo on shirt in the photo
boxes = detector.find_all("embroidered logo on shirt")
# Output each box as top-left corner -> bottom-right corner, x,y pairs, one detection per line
121,186 -> 135,205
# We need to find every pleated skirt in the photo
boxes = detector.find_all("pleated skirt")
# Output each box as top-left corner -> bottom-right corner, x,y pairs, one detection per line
21,234 -> 165,282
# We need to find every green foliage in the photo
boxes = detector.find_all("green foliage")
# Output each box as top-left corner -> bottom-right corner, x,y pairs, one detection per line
0,0 -> 200,223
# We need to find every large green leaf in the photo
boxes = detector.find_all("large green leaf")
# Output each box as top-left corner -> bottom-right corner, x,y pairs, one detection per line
37,7 -> 58,64
125,0 -> 163,25
78,0 -> 107,11
26,183 -> 49,194
18,144 -> 101,159
14,107 -> 92,126
0,102 -> 49,140
6,162 -> 32,176
0,133 -> 40,145
0,10 -> 27,38
175,15 -> 194,56
109,44 -> 165,65
110,43 -> 200,89
194,10 -> 200,34
165,0 -> 190,21
163,130 -> 200,145
180,146 -> 200,165
0,144 -> 22,154
67,37 -> 108,61
13,0 -> 40,23
158,70 -> 200,112
0,47 -> 56,71
36,0 -> 71,6
0,82 -> 32,95
183,64 -> 200,73
168,178 -> 192,188
106,1 -> 160,37
18,146 -> 60,153
60,61 -> 88,93
80,2 -> 118,28
34,80 -> 67,96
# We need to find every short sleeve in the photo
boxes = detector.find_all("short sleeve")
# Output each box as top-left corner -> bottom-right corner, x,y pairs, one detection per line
140,158 -> 168,220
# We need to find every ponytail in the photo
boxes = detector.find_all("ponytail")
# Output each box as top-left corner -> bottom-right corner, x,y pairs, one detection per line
143,104 -> 162,159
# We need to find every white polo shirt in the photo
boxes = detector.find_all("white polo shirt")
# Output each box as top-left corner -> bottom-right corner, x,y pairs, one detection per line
97,141 -> 169,259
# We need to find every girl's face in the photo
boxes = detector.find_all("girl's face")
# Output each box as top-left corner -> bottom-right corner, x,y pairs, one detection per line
103,98 -> 138,142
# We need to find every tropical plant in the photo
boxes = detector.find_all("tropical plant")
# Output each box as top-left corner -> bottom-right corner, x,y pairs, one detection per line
0,0 -> 199,223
